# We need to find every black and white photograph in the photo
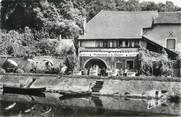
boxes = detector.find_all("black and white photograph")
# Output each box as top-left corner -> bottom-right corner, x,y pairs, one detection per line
0,0 -> 181,116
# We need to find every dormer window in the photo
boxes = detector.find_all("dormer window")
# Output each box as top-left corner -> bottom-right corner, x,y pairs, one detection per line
166,39 -> 176,50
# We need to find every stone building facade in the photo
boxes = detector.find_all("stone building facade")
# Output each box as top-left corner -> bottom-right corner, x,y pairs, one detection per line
78,11 -> 181,73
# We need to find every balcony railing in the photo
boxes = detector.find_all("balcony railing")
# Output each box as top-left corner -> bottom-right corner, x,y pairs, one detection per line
79,48 -> 139,57
79,47 -> 138,52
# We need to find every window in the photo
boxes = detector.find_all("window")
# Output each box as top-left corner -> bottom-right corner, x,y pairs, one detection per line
119,41 -> 122,47
109,41 -> 113,48
125,41 -> 129,47
131,41 -> 135,47
113,40 -> 119,48
122,41 -> 125,47
103,41 -> 108,48
128,41 -> 132,47
96,41 -> 103,48
126,60 -> 134,70
167,39 -> 176,50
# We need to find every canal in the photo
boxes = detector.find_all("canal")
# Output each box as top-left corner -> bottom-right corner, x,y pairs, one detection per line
0,93 -> 180,116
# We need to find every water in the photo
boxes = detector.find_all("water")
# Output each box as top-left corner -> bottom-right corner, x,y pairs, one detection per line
0,93 -> 180,117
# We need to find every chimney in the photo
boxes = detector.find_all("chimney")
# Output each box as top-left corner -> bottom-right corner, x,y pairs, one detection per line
58,35 -> 62,41
83,17 -> 86,35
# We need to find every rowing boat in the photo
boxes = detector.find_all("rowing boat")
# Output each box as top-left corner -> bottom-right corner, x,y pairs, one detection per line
3,86 -> 46,95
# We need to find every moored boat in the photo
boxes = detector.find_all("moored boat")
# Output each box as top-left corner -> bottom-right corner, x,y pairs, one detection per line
3,86 -> 46,95
59,91 -> 91,99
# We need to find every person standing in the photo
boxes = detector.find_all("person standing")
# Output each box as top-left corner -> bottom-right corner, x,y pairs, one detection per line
124,67 -> 128,76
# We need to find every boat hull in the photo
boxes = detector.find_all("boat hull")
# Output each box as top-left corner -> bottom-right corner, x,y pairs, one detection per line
59,91 -> 91,99
3,86 -> 46,95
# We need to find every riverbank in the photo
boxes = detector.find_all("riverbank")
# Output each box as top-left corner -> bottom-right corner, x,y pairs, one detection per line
0,73 -> 181,98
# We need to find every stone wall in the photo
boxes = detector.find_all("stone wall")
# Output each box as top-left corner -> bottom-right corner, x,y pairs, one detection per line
1,74 -> 180,97
100,79 -> 181,97
31,75 -> 181,97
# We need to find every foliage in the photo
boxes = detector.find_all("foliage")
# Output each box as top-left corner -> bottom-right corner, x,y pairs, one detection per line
137,48 -> 174,77
35,39 -> 59,56
0,27 -> 35,57
1,0 -> 85,39
55,39 -> 75,56
64,54 -> 77,74
2,0 -> 180,34
1,0 -> 84,59
85,0 -> 181,20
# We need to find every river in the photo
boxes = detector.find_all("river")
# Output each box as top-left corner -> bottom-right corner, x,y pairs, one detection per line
0,93 -> 180,117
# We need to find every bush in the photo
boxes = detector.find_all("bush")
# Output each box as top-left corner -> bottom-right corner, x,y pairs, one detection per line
64,54 -> 77,74
35,39 -> 59,56
137,48 -> 174,76
0,27 -> 35,58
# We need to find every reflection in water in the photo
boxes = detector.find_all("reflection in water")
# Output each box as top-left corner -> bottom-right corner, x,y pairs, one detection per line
41,107 -> 52,115
24,105 -> 36,113
0,93 -> 180,116
91,96 -> 105,115
4,102 -> 16,110
147,99 -> 167,109
17,111 -> 22,117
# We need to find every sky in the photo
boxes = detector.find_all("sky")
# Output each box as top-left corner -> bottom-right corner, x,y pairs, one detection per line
139,0 -> 181,7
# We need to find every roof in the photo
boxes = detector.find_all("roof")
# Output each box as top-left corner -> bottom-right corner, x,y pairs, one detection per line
143,35 -> 178,57
154,12 -> 181,24
79,10 -> 158,40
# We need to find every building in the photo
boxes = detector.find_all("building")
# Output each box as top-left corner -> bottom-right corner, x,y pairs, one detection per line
78,11 -> 181,74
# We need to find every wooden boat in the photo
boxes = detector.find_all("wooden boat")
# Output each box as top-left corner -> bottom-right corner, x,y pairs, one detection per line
59,91 -> 91,99
3,86 -> 46,95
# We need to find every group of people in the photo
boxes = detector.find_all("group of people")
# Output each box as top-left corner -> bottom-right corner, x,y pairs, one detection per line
80,65 -> 107,76
113,68 -> 129,76
80,65 -> 130,77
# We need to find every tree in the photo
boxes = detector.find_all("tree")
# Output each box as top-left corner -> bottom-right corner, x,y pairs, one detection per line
35,39 -> 59,56
1,0 -> 42,30
125,0 -> 141,11
64,54 -> 77,74
0,28 -> 35,57
140,1 -> 158,11
115,0 -> 127,11
165,1 -> 176,12
157,3 -> 167,12
85,0 -> 180,21
1,0 -> 85,39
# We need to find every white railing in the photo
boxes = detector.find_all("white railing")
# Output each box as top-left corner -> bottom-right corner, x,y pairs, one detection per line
79,48 -> 138,57
79,47 -> 138,52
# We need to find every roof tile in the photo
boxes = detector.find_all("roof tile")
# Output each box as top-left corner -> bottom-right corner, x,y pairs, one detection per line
80,10 -> 158,39
154,12 -> 181,24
